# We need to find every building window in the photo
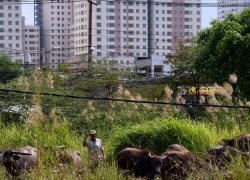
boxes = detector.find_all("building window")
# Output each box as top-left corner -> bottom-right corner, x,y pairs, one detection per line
97,30 -> 101,34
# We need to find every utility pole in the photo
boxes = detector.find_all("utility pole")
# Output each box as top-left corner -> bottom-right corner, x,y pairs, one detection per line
40,48 -> 45,68
88,0 -> 97,65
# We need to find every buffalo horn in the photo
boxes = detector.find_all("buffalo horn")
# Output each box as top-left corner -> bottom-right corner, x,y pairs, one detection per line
11,151 -> 32,156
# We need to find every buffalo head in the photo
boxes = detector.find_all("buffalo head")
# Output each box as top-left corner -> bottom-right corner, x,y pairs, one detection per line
147,152 -> 162,175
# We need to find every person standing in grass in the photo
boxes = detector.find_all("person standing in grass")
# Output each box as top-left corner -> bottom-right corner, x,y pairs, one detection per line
83,130 -> 104,168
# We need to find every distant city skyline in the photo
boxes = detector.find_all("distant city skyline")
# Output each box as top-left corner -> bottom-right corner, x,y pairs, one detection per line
22,0 -> 217,28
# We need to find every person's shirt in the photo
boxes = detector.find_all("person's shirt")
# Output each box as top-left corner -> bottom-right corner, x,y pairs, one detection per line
86,138 -> 104,162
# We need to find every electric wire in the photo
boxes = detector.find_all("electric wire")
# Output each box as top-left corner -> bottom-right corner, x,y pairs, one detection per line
0,88 -> 250,109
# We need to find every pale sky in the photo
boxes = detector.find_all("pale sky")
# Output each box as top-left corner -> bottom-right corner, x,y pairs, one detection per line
22,0 -> 217,28
202,0 -> 217,28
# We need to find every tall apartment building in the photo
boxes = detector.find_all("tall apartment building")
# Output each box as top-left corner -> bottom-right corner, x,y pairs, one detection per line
22,24 -> 40,66
91,0 -> 201,59
0,0 -> 23,62
35,0 -> 201,68
35,1 -> 74,69
218,0 -> 250,20
72,1 -> 89,59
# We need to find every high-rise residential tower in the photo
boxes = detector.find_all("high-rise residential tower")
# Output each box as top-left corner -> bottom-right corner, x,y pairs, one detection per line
91,0 -> 201,59
35,1 -> 74,69
22,24 -> 40,66
72,1 -> 89,59
218,0 -> 250,20
0,0 -> 23,62
35,0 -> 201,68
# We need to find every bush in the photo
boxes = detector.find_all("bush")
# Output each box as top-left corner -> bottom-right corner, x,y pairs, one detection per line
108,116 -> 226,157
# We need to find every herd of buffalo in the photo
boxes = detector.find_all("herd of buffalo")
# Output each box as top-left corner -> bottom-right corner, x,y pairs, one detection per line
1,133 -> 250,179
117,133 -> 250,179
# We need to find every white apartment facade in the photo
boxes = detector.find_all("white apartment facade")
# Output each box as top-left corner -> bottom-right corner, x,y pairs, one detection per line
35,1 -> 74,69
91,0 -> 201,60
93,0 -> 149,59
153,0 -> 201,56
34,0 -> 201,70
218,0 -> 250,20
22,25 -> 40,66
0,0 -> 23,63
72,1 -> 89,59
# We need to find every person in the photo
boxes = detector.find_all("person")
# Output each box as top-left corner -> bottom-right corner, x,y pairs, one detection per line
83,130 -> 104,168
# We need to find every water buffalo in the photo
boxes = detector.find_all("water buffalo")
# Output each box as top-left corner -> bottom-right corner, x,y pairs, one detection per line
0,145 -> 38,177
117,147 -> 162,179
55,147 -> 84,173
220,133 -> 250,152
207,144 -> 249,168
162,144 -> 190,153
54,146 -> 84,173
160,144 -> 200,180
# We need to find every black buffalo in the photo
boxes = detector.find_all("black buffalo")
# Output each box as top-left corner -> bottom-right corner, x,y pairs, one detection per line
207,145 -> 249,168
0,145 -> 38,177
220,133 -> 250,152
161,144 -> 200,180
117,147 -> 162,179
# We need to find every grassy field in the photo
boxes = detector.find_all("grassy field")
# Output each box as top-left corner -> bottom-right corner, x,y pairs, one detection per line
0,74 -> 250,179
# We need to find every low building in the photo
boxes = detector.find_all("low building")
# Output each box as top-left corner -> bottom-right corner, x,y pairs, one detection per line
135,55 -> 171,78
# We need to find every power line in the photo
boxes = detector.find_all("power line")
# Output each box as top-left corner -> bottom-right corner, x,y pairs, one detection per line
0,88 -> 250,109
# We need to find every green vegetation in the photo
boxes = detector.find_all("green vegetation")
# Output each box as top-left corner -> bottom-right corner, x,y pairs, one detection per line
110,117 -> 219,155
0,54 -> 23,84
162,8 -> 250,100
195,8 -> 250,98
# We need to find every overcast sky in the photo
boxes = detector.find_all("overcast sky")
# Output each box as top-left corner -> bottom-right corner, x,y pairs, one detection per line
22,0 -> 217,28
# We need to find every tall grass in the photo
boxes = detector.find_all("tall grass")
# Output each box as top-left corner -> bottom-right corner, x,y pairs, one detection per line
108,116 -> 246,156
0,71 -> 250,179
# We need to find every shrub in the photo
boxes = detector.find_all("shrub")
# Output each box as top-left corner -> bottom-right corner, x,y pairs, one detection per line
108,116 -> 227,157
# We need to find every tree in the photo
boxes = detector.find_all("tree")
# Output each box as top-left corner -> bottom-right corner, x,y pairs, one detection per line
57,62 -> 72,78
164,37 -> 208,103
0,54 -> 23,83
73,58 -> 133,97
195,9 -> 250,99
